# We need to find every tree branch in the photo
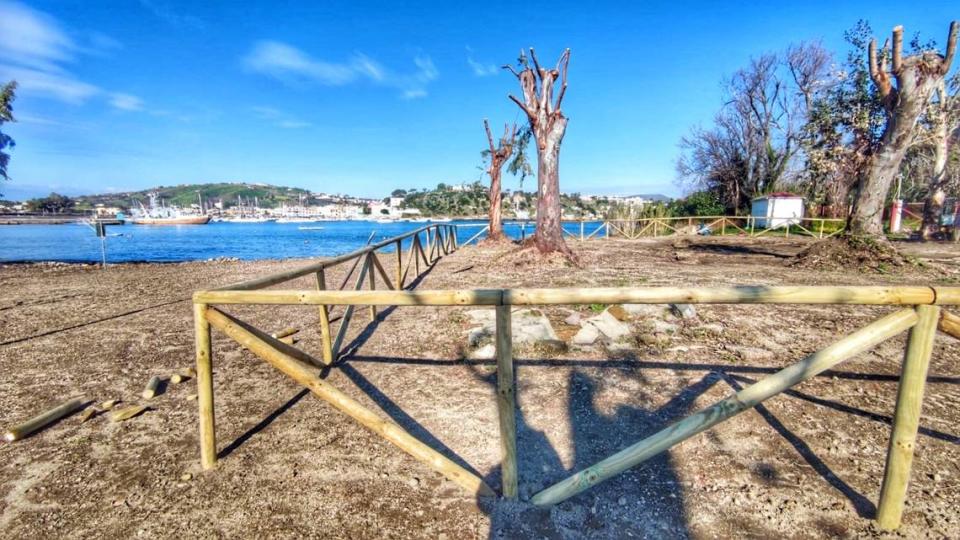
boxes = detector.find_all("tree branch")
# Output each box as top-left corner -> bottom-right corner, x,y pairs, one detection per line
529,47 -> 543,79
869,37 -> 893,99
502,64 -> 521,77
892,25 -> 903,73
508,94 -> 535,120
943,20 -> 959,75
484,118 -> 496,154
554,49 -> 570,111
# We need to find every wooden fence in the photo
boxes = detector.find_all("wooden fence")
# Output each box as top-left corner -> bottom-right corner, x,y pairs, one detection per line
193,224 -> 959,531
457,216 -> 847,245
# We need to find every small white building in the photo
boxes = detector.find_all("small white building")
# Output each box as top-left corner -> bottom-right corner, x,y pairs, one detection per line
751,193 -> 804,228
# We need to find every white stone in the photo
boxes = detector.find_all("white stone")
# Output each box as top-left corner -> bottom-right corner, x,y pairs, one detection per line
470,344 -> 496,360
584,310 -> 631,341
512,309 -> 559,345
563,312 -> 582,326
465,309 -> 495,325
572,324 -> 600,345
671,303 -> 697,319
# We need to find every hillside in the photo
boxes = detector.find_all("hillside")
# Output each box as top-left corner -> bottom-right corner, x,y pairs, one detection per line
73,182 -> 313,210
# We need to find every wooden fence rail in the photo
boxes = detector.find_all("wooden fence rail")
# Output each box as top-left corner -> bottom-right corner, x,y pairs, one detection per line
193,225 -> 960,531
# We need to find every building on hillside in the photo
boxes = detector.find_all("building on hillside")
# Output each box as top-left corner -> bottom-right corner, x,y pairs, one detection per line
751,193 -> 804,228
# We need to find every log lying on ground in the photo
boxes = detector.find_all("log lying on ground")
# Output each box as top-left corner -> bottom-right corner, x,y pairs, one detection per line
111,405 -> 149,422
142,376 -> 162,399
79,408 -> 98,423
4,397 -> 86,442
171,367 -> 197,385
99,399 -> 119,410
270,327 -> 299,339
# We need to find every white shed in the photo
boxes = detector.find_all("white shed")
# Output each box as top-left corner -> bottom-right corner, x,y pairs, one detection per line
751,193 -> 804,228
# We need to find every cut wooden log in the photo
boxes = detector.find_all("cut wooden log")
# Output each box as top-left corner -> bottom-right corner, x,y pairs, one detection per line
142,376 -> 162,399
99,399 -> 119,410
3,397 -> 86,441
111,405 -> 149,422
270,327 -> 299,339
171,367 -> 197,385
79,408 -> 98,423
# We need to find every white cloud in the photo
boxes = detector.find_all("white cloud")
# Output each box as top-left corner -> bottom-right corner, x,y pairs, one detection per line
251,105 -> 312,129
0,1 -> 137,110
243,41 -> 356,86
465,47 -> 498,77
243,41 -> 438,98
137,0 -> 204,29
110,93 -> 144,111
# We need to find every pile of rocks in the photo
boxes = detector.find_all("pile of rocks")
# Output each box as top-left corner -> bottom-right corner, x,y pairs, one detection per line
463,302 -> 718,357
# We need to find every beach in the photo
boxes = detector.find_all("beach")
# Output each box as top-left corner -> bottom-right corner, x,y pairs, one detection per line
1,237 -> 959,538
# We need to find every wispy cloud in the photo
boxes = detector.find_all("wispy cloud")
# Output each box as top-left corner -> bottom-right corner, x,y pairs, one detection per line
242,40 -> 438,99
465,46 -> 498,77
110,93 -> 144,111
251,106 -> 312,129
136,0 -> 204,29
0,1 -> 142,110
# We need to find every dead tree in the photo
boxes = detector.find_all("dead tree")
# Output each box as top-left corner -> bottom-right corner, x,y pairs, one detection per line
504,48 -> 573,256
847,22 -> 958,237
483,119 -> 517,242
920,81 -> 957,239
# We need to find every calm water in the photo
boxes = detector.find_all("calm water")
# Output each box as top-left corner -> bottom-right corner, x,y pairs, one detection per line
0,220 -> 604,263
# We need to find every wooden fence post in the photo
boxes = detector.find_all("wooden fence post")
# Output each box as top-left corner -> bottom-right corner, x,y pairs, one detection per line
367,253 -> 377,322
194,302 -> 216,470
315,269 -> 334,364
395,240 -> 403,290
877,304 -> 940,530
495,304 -> 518,499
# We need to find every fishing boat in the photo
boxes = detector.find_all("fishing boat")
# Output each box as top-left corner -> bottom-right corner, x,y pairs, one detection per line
131,194 -> 210,225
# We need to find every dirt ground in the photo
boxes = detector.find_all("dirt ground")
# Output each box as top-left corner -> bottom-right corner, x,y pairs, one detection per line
1,236 -> 959,539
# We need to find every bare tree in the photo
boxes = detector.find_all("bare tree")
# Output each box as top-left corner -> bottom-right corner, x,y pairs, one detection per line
678,45 -> 827,212
482,119 -> 517,242
504,48 -> 573,256
847,22 -> 958,237
920,77 -> 959,239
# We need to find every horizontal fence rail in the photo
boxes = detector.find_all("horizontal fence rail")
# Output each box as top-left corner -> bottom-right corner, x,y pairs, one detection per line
194,225 -> 960,532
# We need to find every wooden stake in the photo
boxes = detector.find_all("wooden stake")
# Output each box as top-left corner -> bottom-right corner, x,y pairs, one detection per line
315,269 -> 334,365
367,253 -> 377,322
142,376 -> 162,400
3,397 -> 86,441
204,307 -> 495,498
270,327 -> 299,339
877,305 -> 940,530
938,310 -> 960,340
194,302 -> 216,470
369,250 -> 396,290
111,404 -> 149,422
530,308 -> 918,506
395,239 -> 403,290
495,305 -> 518,499
331,256 -> 371,359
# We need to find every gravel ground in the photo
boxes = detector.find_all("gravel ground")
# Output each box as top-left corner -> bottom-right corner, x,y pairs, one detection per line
1,236 -> 959,539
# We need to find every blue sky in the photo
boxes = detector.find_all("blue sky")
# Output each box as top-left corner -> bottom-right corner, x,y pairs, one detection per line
0,0 -> 957,200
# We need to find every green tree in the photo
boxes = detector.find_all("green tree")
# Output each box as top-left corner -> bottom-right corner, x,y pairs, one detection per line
28,192 -> 75,214
0,81 -> 16,194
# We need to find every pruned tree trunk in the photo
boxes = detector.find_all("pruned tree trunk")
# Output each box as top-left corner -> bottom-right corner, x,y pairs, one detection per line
505,48 -> 574,257
484,119 -> 516,242
848,22 -> 958,238
921,82 -> 951,240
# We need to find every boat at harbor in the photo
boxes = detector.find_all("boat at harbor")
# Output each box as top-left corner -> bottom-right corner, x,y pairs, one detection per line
131,193 -> 210,225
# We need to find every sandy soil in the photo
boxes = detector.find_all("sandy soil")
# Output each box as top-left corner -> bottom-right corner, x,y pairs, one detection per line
1,236 -> 959,539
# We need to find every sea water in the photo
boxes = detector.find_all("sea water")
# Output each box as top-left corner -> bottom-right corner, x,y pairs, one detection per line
0,220 -> 604,263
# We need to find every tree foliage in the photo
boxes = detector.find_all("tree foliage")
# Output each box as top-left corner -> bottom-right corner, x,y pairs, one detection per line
0,81 -> 16,192
27,192 -> 75,214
